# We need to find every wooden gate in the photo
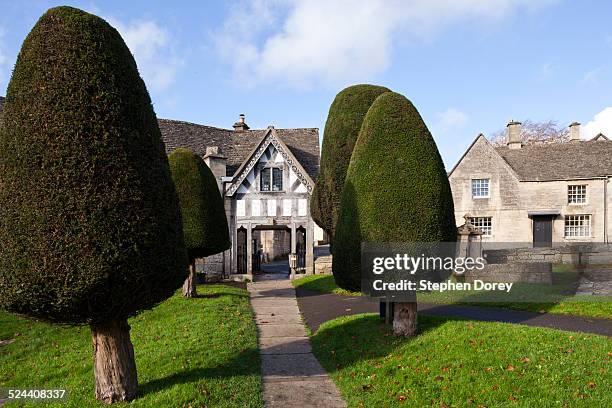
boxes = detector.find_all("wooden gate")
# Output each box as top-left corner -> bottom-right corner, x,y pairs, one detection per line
296,226 -> 306,272
237,227 -> 247,274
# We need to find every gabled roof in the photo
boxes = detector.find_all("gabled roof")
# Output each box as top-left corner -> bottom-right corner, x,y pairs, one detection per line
224,127 -> 315,196
591,133 -> 609,141
451,131 -> 612,182
448,133 -> 519,179
158,118 -> 319,179
496,138 -> 612,181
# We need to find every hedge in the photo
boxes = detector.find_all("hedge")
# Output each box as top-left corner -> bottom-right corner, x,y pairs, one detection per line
168,148 -> 230,260
312,84 -> 390,239
332,92 -> 456,291
0,6 -> 187,324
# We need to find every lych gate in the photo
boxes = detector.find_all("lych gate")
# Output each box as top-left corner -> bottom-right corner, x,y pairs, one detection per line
159,115 -> 320,281
224,126 -> 316,280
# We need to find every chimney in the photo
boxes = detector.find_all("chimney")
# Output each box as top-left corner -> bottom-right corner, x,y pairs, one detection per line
233,113 -> 250,132
204,146 -> 227,192
569,122 -> 581,142
506,120 -> 522,149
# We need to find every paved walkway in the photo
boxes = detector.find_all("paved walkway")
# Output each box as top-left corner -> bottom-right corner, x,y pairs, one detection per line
296,287 -> 612,337
248,278 -> 346,408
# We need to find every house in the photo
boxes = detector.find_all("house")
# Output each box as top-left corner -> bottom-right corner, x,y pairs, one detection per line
449,121 -> 612,247
159,115 -> 320,280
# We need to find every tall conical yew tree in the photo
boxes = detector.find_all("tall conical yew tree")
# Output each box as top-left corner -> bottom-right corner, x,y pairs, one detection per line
311,84 -> 390,240
0,7 -> 187,403
168,148 -> 230,298
332,92 -> 456,336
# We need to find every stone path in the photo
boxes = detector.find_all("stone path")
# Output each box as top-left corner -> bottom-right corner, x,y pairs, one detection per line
248,277 -> 346,408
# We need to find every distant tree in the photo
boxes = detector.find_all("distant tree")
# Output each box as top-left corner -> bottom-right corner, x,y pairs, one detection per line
168,148 -> 230,298
333,92 -> 456,336
489,119 -> 570,145
0,7 -> 187,403
311,84 -> 391,240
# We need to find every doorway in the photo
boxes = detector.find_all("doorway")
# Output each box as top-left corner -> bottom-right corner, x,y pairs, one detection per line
532,215 -> 553,247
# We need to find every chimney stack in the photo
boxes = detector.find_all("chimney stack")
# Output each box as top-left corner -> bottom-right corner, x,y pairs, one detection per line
569,122 -> 581,142
233,114 -> 250,132
506,120 -> 522,149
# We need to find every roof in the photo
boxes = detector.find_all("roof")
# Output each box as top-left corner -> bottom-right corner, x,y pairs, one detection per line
0,96 -> 4,120
158,119 -> 320,179
495,139 -> 612,181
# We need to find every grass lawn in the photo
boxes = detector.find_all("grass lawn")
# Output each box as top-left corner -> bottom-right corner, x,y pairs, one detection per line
312,313 -> 612,408
0,284 -> 263,407
293,275 -> 612,319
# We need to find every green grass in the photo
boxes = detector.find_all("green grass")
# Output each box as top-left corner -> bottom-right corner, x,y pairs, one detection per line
0,284 -> 263,407
312,313 -> 612,408
293,274 -> 361,296
293,274 -> 612,319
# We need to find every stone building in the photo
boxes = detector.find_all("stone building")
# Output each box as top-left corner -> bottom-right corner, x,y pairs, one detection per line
449,121 -> 612,246
159,115 -> 320,280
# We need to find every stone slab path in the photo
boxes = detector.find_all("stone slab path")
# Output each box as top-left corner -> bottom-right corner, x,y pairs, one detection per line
248,278 -> 346,408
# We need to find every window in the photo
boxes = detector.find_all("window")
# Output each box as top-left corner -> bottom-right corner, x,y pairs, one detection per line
568,185 -> 586,204
260,167 -> 283,191
471,179 -> 490,198
565,215 -> 591,237
470,217 -> 492,236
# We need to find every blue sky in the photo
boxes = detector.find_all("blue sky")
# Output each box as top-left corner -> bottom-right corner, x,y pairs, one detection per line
1,0 -> 611,168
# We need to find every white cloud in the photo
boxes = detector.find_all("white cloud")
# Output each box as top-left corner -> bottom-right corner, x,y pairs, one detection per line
215,0 -> 557,88
436,108 -> 468,133
107,18 -> 184,92
583,107 -> 612,139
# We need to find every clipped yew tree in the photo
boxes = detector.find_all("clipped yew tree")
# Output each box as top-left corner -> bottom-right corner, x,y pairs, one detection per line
0,7 -> 187,403
311,84 -> 390,239
333,92 -> 456,336
168,148 -> 230,297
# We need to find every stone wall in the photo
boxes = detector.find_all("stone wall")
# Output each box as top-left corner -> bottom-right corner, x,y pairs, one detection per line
463,263 -> 553,284
314,255 -> 332,274
484,244 -> 612,265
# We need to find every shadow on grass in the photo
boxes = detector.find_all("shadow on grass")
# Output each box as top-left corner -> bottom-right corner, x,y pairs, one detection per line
310,313 -> 448,373
138,347 -> 260,397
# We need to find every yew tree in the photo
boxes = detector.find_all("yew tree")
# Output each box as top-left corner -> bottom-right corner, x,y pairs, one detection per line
168,148 -> 230,297
0,7 -> 187,403
333,92 -> 456,336
311,84 -> 390,240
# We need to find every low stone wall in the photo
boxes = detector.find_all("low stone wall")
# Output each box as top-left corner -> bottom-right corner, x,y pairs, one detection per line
484,244 -> 612,265
463,263 -> 553,284
315,255 -> 332,274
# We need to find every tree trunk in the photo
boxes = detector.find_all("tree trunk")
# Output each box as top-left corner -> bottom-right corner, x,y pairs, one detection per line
393,302 -> 417,336
182,260 -> 197,298
91,319 -> 138,403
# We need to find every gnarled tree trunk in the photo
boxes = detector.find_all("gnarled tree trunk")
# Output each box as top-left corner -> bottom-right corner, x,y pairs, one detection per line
91,319 -> 138,403
393,302 -> 417,336
182,259 -> 197,298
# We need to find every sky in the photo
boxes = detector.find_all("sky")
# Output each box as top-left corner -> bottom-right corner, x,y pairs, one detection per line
0,0 -> 611,168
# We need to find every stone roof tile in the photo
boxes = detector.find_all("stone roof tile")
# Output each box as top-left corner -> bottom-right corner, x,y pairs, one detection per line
158,118 -> 319,179
496,140 -> 612,181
